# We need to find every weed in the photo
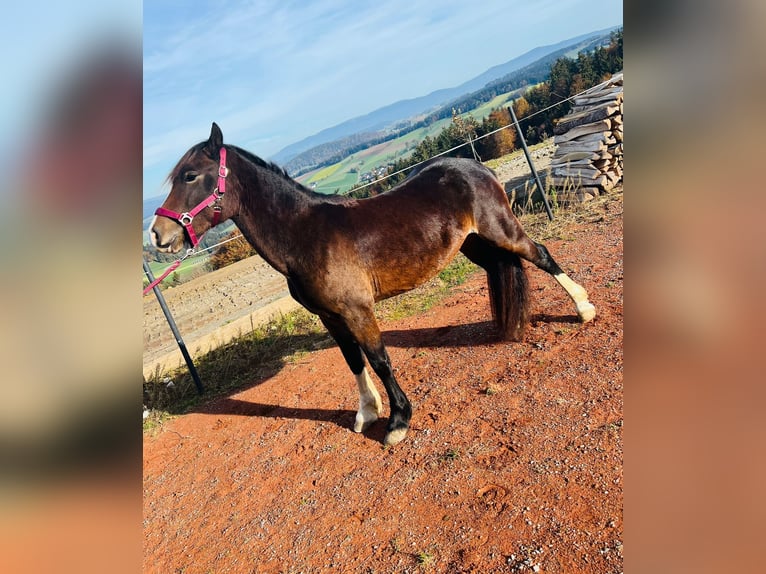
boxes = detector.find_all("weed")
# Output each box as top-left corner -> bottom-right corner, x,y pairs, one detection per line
416,550 -> 435,567
442,448 -> 461,462
547,182 -> 559,215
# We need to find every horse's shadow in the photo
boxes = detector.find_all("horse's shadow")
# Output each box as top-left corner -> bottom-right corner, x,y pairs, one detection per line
196,397 -> 389,443
381,313 -> 577,348
186,313 -> 576,440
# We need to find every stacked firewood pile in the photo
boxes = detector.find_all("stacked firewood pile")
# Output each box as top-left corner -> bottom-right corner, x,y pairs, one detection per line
549,73 -> 623,201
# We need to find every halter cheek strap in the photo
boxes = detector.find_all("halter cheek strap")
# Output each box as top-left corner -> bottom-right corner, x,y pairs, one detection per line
154,147 -> 228,248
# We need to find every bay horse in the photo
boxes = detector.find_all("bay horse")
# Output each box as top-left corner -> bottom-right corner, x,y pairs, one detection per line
150,123 -> 596,446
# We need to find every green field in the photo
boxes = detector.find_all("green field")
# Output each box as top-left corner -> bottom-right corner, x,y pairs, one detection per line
296,87 -> 523,195
145,255 -> 211,288
297,115 -> 454,194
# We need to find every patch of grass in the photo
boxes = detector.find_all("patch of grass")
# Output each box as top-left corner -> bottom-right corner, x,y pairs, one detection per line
143,308 -> 332,425
377,287 -> 443,322
517,187 -> 622,243
306,161 -> 343,184
437,254 -> 476,287
441,448 -> 461,462
391,536 -> 404,554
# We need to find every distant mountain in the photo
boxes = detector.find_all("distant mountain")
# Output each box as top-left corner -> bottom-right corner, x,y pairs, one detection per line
143,195 -> 166,225
271,26 -> 619,166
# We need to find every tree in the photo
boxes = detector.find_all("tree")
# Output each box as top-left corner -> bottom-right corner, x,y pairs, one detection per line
450,109 -> 480,159
481,108 -> 515,159
513,96 -> 531,119
208,230 -> 257,270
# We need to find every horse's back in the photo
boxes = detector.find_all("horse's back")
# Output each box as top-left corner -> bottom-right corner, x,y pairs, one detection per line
404,156 -> 498,187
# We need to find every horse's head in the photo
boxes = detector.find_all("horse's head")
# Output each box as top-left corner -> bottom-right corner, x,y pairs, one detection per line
150,122 -> 236,253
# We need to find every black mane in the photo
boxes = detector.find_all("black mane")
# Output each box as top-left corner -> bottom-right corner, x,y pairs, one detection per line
230,145 -> 354,204
230,145 -> 293,181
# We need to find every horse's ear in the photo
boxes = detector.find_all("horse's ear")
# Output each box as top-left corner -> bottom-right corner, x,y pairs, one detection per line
205,122 -> 223,156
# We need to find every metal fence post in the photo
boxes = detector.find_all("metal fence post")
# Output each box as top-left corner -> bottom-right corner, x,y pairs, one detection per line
143,259 -> 204,394
508,104 -> 555,221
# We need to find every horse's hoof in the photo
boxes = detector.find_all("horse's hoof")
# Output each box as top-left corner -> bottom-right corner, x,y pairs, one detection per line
577,301 -> 596,323
354,410 -> 378,433
383,428 -> 408,446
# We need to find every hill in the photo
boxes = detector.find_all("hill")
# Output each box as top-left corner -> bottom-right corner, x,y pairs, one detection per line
271,25 -> 618,170
143,195 -> 166,222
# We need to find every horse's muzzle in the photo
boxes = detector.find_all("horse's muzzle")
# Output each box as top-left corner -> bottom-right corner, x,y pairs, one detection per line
150,218 -> 184,253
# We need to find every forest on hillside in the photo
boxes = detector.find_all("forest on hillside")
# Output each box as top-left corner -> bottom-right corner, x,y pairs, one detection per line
349,28 -> 623,198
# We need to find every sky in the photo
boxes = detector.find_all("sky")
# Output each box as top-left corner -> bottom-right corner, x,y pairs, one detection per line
143,0 -> 622,200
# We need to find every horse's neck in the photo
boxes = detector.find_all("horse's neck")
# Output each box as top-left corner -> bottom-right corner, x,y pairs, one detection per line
231,167 -> 318,276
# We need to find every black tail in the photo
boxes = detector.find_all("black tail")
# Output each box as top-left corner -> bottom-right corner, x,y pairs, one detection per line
460,236 -> 528,341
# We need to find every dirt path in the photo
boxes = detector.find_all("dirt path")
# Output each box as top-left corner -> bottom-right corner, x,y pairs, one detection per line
143,191 -> 623,573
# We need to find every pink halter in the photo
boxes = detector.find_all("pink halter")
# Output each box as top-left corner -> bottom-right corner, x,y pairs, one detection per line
154,147 -> 228,247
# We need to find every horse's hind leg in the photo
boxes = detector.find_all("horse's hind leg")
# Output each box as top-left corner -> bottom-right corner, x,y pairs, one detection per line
320,317 -> 382,433
473,181 -> 596,323
515,238 -> 597,322
473,213 -> 596,322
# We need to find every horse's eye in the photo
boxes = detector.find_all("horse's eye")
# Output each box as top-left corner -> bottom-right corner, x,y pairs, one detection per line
184,172 -> 198,183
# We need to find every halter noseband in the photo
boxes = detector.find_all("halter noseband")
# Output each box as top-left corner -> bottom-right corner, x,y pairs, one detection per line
154,147 -> 228,248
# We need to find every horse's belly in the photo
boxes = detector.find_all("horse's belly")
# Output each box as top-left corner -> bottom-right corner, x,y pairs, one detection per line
371,247 -> 460,301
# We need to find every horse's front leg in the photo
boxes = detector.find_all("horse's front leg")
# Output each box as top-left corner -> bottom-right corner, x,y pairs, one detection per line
344,308 -> 412,446
320,317 -> 383,433
362,338 -> 412,446
353,368 -> 383,432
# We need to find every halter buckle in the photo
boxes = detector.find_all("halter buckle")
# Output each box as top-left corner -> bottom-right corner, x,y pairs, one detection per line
218,165 -> 228,178
179,212 -> 193,226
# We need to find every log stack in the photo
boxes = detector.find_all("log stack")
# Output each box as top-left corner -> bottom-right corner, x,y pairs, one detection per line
549,73 -> 623,202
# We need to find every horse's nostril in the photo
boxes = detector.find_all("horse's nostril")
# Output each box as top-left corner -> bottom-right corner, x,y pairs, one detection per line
151,228 -> 172,249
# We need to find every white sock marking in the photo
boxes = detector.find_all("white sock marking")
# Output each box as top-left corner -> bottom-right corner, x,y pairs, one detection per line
554,273 -> 596,322
354,369 -> 382,433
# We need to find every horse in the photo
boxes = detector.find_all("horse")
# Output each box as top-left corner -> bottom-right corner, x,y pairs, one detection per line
150,123 -> 596,446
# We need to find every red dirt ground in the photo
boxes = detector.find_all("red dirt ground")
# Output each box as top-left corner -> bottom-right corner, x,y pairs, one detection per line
143,192 -> 623,573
